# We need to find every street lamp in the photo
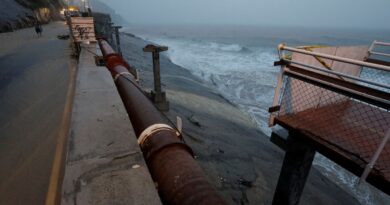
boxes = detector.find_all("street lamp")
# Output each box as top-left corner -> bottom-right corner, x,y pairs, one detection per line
87,0 -> 91,9
81,0 -> 86,12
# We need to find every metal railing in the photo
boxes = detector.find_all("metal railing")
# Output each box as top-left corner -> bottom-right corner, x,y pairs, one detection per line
271,43 -> 390,114
369,40 -> 390,58
279,44 -> 390,71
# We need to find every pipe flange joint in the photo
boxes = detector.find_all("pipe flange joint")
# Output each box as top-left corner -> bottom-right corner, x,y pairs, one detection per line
114,72 -> 133,81
138,124 -> 180,146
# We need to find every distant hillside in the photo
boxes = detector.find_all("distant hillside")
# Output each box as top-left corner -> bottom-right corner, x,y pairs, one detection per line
0,0 -> 129,33
90,0 -> 129,26
0,0 -> 64,33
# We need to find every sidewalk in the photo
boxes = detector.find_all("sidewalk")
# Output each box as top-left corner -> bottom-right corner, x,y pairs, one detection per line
61,43 -> 161,205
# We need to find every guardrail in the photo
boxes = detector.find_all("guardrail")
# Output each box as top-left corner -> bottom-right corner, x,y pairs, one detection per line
369,40 -> 390,57
98,39 -> 226,205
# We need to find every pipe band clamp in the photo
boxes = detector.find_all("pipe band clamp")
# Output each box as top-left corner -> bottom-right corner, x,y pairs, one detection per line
138,124 -> 179,146
114,72 -> 133,81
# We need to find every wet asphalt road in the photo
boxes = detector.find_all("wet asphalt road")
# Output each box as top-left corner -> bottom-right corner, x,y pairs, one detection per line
0,22 -> 70,205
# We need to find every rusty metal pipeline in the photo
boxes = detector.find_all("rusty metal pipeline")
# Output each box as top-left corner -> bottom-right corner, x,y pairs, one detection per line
98,39 -> 226,205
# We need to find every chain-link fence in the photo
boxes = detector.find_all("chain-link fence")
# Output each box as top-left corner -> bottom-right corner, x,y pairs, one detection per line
277,77 -> 389,179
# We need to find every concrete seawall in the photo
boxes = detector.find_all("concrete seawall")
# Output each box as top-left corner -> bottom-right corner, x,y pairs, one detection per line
60,43 -> 161,205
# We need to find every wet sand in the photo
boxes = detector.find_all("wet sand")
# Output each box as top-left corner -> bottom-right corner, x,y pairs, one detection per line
0,22 -> 71,204
120,33 -> 362,205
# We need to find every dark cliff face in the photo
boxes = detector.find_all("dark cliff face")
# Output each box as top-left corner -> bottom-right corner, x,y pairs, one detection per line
0,0 -> 64,33
16,0 -> 63,10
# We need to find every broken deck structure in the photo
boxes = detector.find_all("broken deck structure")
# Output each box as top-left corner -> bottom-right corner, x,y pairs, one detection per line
269,41 -> 390,204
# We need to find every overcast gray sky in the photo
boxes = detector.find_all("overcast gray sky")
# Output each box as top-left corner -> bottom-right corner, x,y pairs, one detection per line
97,0 -> 390,29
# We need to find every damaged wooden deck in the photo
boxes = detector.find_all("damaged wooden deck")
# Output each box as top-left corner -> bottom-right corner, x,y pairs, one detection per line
274,99 -> 390,194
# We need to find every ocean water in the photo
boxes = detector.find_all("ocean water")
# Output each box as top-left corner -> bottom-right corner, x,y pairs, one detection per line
123,25 -> 390,204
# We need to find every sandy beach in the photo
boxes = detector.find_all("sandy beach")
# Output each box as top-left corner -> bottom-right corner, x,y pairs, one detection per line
118,33 -> 363,205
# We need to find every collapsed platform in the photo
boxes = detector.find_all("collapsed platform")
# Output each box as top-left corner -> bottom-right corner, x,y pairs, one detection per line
275,80 -> 390,192
269,43 -> 390,204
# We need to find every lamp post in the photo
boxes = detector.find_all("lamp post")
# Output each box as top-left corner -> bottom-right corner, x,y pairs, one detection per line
81,0 -> 86,12
87,0 -> 91,9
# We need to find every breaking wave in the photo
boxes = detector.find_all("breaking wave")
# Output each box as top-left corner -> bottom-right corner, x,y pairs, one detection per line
140,36 -> 278,136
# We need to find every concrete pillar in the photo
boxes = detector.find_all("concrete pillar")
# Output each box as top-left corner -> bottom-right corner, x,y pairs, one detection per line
113,26 -> 122,56
143,44 -> 169,111
108,22 -> 115,47
152,52 -> 162,93
272,136 -> 316,205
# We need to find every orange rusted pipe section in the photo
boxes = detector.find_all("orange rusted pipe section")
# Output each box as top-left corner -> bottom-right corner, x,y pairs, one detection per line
98,39 -> 226,205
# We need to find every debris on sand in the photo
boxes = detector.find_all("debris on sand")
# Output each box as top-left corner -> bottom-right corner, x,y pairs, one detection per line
188,114 -> 201,127
57,34 -> 70,40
